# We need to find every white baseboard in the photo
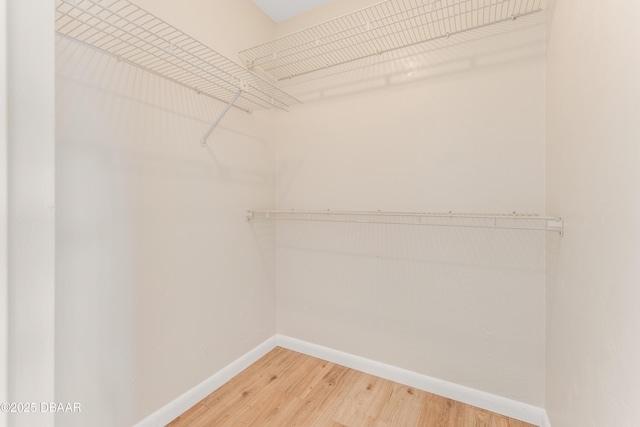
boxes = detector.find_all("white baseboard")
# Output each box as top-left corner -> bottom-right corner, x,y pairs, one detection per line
134,334 -> 549,427
133,336 -> 278,427
276,334 -> 547,427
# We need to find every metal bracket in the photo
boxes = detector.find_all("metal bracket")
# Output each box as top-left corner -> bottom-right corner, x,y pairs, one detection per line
547,218 -> 564,236
201,80 -> 248,146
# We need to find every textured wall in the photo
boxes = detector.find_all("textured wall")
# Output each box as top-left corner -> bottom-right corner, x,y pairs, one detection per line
545,0 -> 640,425
7,1 -> 56,426
55,1 -> 277,425
273,0 -> 547,406
0,0 -> 8,424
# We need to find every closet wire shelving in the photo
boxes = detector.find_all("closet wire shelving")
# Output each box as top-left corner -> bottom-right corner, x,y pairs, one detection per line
247,210 -> 564,235
55,0 -> 301,144
239,0 -> 543,81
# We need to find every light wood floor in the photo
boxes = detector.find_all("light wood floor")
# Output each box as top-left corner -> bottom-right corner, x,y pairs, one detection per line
168,347 -> 535,427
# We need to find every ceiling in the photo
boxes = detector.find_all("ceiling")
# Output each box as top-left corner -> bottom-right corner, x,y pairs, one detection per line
252,0 -> 337,23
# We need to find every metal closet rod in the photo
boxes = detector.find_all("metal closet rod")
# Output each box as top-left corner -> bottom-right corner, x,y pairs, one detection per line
247,209 -> 564,235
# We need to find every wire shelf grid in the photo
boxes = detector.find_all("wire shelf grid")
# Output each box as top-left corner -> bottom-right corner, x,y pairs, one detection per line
239,0 -> 543,80
55,0 -> 301,112
247,210 -> 563,234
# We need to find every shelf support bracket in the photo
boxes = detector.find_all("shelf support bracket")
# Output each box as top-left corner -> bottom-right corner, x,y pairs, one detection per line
547,218 -> 564,236
201,82 -> 246,146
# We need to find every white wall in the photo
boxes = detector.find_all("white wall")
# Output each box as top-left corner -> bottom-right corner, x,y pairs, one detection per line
545,0 -> 640,426
49,0 -> 640,423
55,1 -> 277,425
273,1 -> 547,406
6,1 -> 56,427
0,1 -> 8,425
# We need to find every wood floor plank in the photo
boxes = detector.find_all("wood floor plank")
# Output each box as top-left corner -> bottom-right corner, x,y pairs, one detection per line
166,403 -> 209,427
371,382 -> 429,426
416,392 -> 463,426
188,348 -> 303,425
287,365 -> 359,426
167,348 -> 537,427
331,374 -> 394,426
277,354 -> 334,398
307,364 -> 355,409
219,388 -> 301,427
460,405 -> 500,427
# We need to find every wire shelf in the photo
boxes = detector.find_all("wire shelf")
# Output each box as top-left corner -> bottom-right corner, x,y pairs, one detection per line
55,0 -> 301,113
247,210 -> 563,234
239,0 -> 543,81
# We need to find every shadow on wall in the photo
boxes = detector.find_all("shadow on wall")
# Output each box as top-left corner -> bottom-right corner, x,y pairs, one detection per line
55,36 -> 275,187
278,12 -> 546,103
249,220 -> 277,286
55,35 -> 276,425
272,12 -> 546,215
270,219 -> 547,404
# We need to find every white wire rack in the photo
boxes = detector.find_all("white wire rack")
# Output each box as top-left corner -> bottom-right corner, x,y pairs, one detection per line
55,0 -> 301,138
239,0 -> 543,81
247,210 -> 564,235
